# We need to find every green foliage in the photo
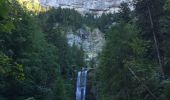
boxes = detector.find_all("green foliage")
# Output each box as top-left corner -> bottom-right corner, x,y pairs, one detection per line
45,8 -> 82,31
0,53 -> 25,80
0,0 -> 14,32
160,0 -> 170,77
164,0 -> 170,11
118,2 -> 131,23
0,53 -> 25,100
2,0 -> 170,99
95,13 -> 116,33
98,0 -> 170,100
0,0 -> 9,18
0,1 -> 86,99
98,23 -> 143,100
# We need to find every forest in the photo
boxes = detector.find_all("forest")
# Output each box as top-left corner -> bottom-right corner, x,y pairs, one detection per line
0,0 -> 170,100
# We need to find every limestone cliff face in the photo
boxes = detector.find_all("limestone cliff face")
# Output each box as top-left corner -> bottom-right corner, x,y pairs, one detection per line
66,27 -> 105,63
18,0 -> 129,14
39,0 -> 123,14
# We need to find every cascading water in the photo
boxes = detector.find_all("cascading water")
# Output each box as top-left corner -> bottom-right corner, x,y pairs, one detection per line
76,72 -> 81,100
76,69 -> 88,100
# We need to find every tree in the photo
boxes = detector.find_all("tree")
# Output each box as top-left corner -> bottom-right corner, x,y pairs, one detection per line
134,0 -> 166,78
160,0 -> 170,77
99,23 -> 136,100
118,2 -> 131,23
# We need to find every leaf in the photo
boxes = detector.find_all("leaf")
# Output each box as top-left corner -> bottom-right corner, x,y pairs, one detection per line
0,0 -> 9,19
0,21 -> 15,32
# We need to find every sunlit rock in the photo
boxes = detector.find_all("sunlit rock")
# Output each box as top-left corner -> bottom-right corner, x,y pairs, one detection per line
66,27 -> 105,63
39,0 -> 124,14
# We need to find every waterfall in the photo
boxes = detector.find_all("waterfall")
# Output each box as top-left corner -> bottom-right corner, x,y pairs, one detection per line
76,69 -> 88,100
76,72 -> 81,100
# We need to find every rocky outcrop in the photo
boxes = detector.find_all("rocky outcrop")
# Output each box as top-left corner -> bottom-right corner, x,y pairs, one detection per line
18,0 -> 130,15
39,0 -> 123,14
66,27 -> 105,63
86,69 -> 97,100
